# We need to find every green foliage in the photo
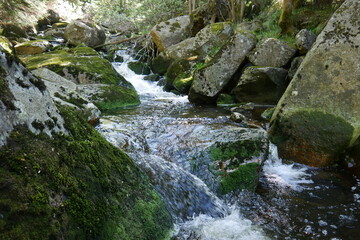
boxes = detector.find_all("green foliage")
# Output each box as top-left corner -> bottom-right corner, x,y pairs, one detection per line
209,139 -> 263,174
130,0 -> 188,32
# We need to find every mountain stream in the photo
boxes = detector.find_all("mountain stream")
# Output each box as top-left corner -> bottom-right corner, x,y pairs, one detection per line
96,50 -> 360,240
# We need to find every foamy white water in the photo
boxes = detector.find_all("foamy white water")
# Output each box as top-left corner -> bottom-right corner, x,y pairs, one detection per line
112,50 -> 188,103
174,207 -> 269,240
263,143 -> 313,191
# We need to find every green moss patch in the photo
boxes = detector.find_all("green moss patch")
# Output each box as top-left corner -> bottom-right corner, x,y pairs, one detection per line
216,94 -> 235,105
128,62 -> 151,75
270,109 -> 355,166
220,162 -> 260,194
173,73 -> 193,94
210,140 -> 262,171
94,85 -> 140,111
20,47 -> 127,85
0,106 -> 172,240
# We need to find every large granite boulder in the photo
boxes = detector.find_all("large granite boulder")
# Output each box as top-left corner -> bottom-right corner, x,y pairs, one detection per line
101,18 -> 138,36
64,20 -> 106,48
0,49 -> 66,147
248,38 -> 296,67
295,29 -> 317,55
232,66 -> 288,104
150,15 -> 191,52
189,32 -> 257,104
14,40 -> 52,55
31,68 -> 101,123
269,0 -> 360,167
165,22 -> 233,60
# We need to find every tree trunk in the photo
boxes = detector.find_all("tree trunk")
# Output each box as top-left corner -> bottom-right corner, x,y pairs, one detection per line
239,0 -> 245,22
279,0 -> 295,35
230,0 -> 236,22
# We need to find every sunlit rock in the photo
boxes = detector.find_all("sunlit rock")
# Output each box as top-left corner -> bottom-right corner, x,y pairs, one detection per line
248,38 -> 296,67
270,0 -> 360,167
64,20 -> 106,48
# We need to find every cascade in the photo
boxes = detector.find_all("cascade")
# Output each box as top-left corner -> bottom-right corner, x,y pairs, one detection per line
96,49 -> 360,239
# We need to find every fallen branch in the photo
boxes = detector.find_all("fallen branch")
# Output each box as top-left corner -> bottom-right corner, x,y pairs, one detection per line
94,35 -> 143,49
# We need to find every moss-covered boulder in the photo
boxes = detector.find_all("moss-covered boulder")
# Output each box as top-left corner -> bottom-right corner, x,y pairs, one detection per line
173,73 -> 193,94
150,15 -> 191,52
207,129 -> 268,194
128,62 -> 151,75
232,66 -> 288,104
0,108 -> 172,240
77,84 -> 140,111
64,20 -> 106,48
14,40 -> 52,55
269,0 -> 360,167
165,59 -> 191,91
248,38 -> 296,67
150,54 -> 174,75
189,32 -> 256,104
0,48 -> 172,240
19,47 -> 129,86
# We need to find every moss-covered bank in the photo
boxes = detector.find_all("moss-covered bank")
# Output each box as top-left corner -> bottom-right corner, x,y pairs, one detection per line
0,106 -> 172,240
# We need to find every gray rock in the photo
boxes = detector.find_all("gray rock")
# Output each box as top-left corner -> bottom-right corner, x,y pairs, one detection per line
0,50 -> 66,147
230,112 -> 246,123
44,28 -> 65,38
295,29 -> 317,55
165,22 -> 233,60
248,38 -> 296,67
64,20 -> 106,48
236,20 -> 262,32
101,18 -> 138,36
232,66 -> 288,104
269,0 -> 360,167
189,32 -> 257,104
150,15 -> 191,52
287,56 -> 304,81
31,68 -> 102,123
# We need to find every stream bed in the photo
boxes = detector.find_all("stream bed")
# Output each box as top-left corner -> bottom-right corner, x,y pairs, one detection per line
96,50 -> 360,240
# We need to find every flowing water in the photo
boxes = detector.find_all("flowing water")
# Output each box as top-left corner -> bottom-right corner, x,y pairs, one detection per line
96,50 -> 360,240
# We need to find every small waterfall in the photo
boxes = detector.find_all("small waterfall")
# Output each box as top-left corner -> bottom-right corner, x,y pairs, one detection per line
262,143 -> 313,191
